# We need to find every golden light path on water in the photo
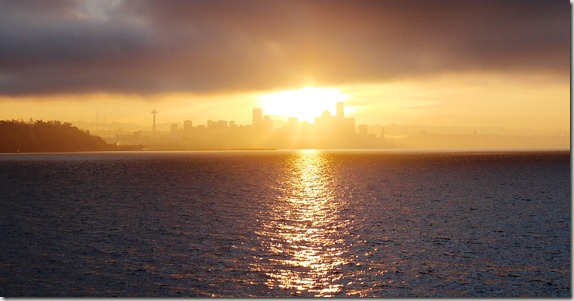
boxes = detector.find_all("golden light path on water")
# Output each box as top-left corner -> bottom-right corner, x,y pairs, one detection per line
254,150 -> 352,297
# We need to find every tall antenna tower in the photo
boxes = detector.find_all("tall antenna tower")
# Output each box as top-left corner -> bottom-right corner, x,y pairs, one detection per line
151,109 -> 158,133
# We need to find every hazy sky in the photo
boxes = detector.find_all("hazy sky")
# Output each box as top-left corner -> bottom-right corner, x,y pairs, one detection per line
0,0 -> 569,134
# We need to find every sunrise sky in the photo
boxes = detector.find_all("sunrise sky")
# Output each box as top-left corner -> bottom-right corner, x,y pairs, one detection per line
0,0 -> 570,135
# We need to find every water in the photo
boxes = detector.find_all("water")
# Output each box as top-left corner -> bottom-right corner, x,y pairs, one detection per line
0,150 -> 570,297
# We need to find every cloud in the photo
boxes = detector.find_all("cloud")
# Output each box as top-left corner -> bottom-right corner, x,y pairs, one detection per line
0,0 -> 569,96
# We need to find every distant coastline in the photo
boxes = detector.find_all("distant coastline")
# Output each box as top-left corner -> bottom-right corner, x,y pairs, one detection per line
0,119 -> 569,154
0,120 -> 143,153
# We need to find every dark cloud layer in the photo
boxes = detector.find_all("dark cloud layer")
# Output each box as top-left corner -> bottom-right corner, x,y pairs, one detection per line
0,0 -> 569,96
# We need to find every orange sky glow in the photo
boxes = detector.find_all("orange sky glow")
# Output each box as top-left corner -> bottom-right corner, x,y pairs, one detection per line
0,0 -> 569,138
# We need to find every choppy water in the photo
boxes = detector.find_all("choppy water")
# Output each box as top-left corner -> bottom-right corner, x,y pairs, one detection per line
0,150 -> 570,297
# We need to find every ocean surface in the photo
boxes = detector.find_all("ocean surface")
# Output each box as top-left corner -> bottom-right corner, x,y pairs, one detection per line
0,150 -> 570,297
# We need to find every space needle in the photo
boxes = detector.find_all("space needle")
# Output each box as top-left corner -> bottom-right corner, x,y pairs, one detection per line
151,109 -> 158,133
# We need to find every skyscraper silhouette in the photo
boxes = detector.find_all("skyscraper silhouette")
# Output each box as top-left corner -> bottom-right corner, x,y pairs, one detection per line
252,108 -> 263,126
336,102 -> 344,119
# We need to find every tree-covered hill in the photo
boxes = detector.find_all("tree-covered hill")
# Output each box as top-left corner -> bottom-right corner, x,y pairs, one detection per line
0,120 -> 115,152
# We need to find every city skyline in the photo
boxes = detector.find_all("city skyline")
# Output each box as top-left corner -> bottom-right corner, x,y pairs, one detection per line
0,1 -> 569,148
96,100 -> 567,151
69,96 -> 567,138
148,99 -> 353,130
0,1 -> 570,297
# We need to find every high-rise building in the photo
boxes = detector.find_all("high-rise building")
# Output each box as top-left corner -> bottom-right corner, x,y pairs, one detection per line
358,124 -> 368,136
207,120 -> 228,130
252,108 -> 263,126
288,117 -> 298,129
183,120 -> 193,131
336,102 -> 344,119
262,115 -> 273,130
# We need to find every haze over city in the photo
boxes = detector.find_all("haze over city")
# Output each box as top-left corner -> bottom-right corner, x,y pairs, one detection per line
1,1 -> 571,298
0,0 -> 569,149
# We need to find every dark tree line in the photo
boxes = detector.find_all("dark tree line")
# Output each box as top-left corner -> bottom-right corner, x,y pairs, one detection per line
0,120 -> 113,152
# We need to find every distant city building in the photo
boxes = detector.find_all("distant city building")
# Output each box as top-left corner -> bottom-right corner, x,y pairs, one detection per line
288,117 -> 298,129
358,124 -> 368,136
336,102 -> 355,136
183,120 -> 193,131
316,110 -> 335,132
262,115 -> 273,130
336,102 -> 344,119
252,108 -> 263,126
207,120 -> 228,130
315,102 -> 355,136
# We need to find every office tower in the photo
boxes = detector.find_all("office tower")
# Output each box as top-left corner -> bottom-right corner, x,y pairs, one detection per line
336,102 -> 344,119
184,120 -> 193,131
288,117 -> 298,128
262,115 -> 273,129
358,124 -> 368,136
252,108 -> 263,126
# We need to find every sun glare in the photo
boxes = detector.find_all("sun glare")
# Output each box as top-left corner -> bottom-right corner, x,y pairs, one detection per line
257,87 -> 349,123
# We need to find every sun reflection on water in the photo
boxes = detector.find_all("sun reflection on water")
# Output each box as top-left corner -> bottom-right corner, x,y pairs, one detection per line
254,150 -> 351,297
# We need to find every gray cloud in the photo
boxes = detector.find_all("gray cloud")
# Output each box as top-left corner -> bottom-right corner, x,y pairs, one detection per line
0,0 -> 569,96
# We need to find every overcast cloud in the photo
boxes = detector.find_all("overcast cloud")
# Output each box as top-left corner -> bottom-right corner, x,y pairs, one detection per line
0,0 -> 569,96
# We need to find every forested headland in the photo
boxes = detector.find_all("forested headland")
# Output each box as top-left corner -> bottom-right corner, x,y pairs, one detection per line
0,120 -> 140,153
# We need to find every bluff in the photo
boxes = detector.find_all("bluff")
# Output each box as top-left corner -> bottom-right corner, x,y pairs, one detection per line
0,120 -> 116,152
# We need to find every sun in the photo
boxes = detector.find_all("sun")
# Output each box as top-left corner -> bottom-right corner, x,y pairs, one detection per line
257,87 -> 350,123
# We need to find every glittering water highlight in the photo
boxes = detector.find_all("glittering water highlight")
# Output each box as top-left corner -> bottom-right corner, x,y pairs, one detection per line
0,150 -> 570,297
